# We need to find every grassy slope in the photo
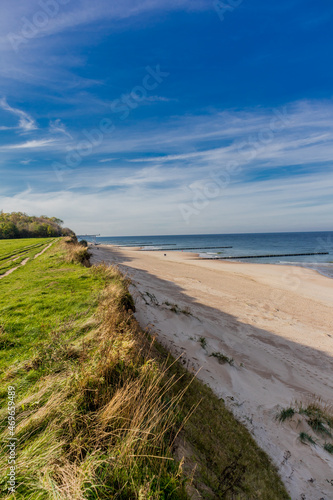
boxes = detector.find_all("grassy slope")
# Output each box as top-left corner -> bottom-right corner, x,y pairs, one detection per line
0,240 -> 290,499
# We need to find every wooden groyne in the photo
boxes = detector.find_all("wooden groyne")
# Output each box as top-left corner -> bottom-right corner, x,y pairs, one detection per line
200,252 -> 329,260
144,246 -> 233,251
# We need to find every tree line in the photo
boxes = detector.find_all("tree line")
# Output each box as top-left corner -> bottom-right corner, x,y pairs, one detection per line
0,212 -> 75,239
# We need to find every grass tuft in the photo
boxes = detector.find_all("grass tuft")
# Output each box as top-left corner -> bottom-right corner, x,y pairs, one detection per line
324,443 -> 333,454
198,337 -> 207,350
299,432 -> 316,445
164,302 -> 193,316
277,407 -> 295,422
210,351 -> 234,366
307,416 -> 331,436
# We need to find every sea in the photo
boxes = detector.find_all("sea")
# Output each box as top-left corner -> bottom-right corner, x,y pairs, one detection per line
80,232 -> 333,279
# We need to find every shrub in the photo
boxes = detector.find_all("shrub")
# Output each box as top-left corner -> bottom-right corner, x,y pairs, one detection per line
64,243 -> 91,267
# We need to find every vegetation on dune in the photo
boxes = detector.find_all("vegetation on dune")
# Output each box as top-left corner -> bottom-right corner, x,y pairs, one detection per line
277,408 -> 295,423
0,239 -> 289,499
0,211 -> 74,239
278,400 -> 333,455
209,352 -> 234,366
324,443 -> 333,454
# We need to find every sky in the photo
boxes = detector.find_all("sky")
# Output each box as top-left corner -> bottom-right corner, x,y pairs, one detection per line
0,0 -> 333,235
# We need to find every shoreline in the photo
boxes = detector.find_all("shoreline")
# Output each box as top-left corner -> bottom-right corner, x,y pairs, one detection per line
99,242 -> 333,292
100,242 -> 333,279
91,244 -> 333,499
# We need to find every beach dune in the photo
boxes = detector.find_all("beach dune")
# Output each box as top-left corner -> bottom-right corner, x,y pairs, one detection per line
91,245 -> 333,500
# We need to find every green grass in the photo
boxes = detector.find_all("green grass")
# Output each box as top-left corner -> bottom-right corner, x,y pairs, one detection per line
278,402 -> 333,456
0,238 -> 54,275
324,443 -> 333,454
0,241 -> 290,499
209,352 -> 234,366
198,337 -> 207,350
299,432 -> 316,445
163,302 -> 193,316
0,241 -> 101,377
0,238 -> 52,259
307,416 -> 331,436
277,408 -> 295,422
299,403 -> 333,434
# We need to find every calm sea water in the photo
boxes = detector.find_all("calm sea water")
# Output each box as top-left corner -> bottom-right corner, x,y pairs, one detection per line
81,232 -> 333,279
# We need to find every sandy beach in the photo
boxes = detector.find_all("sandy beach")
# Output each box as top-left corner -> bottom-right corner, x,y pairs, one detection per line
91,244 -> 333,500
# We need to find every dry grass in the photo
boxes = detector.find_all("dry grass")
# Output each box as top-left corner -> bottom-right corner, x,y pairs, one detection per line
0,244 -> 289,499
63,239 -> 91,267
0,262 -> 188,499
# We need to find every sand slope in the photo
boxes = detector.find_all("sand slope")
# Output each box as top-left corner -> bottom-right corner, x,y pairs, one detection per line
91,245 -> 333,500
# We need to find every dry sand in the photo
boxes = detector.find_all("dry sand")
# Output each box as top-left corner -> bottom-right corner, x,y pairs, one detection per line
91,244 -> 333,500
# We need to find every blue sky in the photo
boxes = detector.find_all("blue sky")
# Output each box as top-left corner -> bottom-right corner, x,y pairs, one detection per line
0,0 -> 333,235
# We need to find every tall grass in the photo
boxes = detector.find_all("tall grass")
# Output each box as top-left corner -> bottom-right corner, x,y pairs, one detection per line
0,262 -> 188,498
63,239 -> 91,267
0,242 -> 290,499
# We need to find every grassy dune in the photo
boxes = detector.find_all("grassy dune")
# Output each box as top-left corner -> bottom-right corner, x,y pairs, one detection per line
0,239 -> 290,499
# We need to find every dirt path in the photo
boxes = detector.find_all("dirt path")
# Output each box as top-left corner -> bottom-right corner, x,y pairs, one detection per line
34,241 -> 54,259
0,240 -> 54,279
0,257 -> 30,279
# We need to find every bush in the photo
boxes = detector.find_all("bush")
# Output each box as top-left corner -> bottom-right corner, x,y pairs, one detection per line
64,243 -> 91,267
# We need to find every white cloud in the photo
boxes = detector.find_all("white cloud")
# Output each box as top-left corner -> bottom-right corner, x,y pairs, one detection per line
98,158 -> 117,163
1,99 -> 333,234
145,96 -> 175,102
0,0 -> 208,94
20,159 -> 34,165
0,97 -> 37,132
55,100 -> 333,182
2,139 -> 56,150
0,0 -> 208,47
1,169 -> 332,235
49,119 -> 73,139
0,125 -> 15,131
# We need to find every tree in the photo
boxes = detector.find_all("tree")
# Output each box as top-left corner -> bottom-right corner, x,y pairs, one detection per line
50,217 -> 64,226
0,212 -> 74,239
0,221 -> 19,239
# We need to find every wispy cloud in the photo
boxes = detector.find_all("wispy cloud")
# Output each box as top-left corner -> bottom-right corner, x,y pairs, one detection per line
0,0 -> 208,48
145,96 -> 176,102
20,159 -> 34,165
3,139 -> 56,150
0,98 -> 37,132
0,0 -> 208,94
98,158 -> 118,163
49,119 -> 72,139
58,100 -> 332,176
0,1 -> 332,235
1,168 -> 332,235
